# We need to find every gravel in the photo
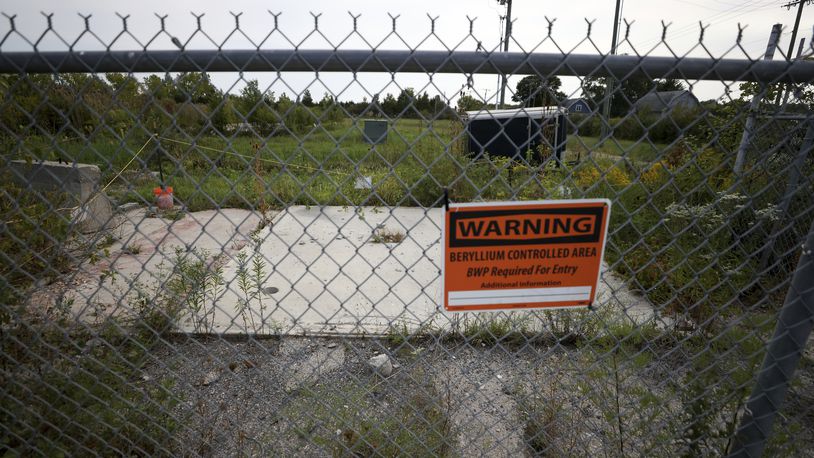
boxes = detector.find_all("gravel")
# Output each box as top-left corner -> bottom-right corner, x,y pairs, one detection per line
142,335 -> 814,457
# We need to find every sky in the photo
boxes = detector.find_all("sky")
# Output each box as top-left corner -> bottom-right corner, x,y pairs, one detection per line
1,0 -> 811,104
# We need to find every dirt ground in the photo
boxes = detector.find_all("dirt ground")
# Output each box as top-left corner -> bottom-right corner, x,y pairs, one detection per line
141,334 -> 814,457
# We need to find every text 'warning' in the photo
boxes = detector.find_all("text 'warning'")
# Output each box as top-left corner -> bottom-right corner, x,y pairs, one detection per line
442,199 -> 611,312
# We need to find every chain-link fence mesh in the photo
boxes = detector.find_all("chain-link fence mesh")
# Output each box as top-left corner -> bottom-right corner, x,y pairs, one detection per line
2,12 -> 814,457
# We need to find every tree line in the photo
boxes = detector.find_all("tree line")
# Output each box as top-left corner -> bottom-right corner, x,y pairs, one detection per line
0,72 -> 462,137
3,71 -> 807,142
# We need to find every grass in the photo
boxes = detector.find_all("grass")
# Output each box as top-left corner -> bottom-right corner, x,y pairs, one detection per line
567,135 -> 669,162
0,315 -> 181,455
460,315 -> 532,346
11,118 -> 579,212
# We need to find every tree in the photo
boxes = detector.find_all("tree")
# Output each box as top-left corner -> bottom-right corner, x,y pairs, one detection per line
582,75 -> 654,116
416,92 -> 432,113
396,88 -> 416,114
381,93 -> 399,116
142,74 -> 174,100
106,73 -> 142,109
656,79 -> 685,92
738,81 -> 814,107
512,75 -> 564,107
239,80 -> 277,130
175,72 -> 220,105
318,92 -> 334,108
301,89 -> 315,107
456,94 -> 484,112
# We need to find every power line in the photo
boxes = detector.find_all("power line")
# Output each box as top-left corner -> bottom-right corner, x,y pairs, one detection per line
782,0 -> 813,10
632,0 -> 779,51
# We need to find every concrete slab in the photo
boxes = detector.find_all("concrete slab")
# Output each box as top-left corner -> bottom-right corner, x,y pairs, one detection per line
10,160 -> 113,232
65,208 -> 264,323
60,205 -> 659,335
212,206 -> 444,335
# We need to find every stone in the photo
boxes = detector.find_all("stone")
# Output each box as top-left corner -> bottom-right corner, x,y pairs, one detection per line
326,342 -> 338,349
354,175 -> 373,190
202,369 -> 221,386
367,354 -> 393,377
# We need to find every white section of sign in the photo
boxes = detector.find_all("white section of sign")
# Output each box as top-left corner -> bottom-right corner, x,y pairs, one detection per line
448,286 -> 591,306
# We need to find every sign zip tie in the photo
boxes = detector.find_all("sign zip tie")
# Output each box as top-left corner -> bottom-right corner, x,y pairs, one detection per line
443,188 -> 450,212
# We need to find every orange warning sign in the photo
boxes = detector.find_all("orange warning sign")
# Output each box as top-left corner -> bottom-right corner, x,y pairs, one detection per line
442,199 -> 611,312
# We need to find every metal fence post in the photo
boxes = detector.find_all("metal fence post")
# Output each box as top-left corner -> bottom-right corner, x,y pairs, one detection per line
734,24 -> 781,175
757,119 -> 814,274
729,216 -> 814,457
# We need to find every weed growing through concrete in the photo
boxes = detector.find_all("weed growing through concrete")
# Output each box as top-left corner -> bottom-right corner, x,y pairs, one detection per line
371,227 -> 405,244
124,242 -> 142,254
235,251 -> 256,332
233,231 -> 273,334
168,247 -> 223,333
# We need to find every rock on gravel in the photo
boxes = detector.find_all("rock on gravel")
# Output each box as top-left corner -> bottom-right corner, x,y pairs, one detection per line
367,354 -> 393,377
202,369 -> 221,386
282,340 -> 346,392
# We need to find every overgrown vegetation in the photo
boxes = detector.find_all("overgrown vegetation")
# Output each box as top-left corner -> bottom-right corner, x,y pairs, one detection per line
0,283 -> 182,454
0,183 -> 73,309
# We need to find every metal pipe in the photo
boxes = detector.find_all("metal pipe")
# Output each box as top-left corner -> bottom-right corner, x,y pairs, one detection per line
734,24 -> 782,175
1,49 -> 813,82
756,120 -> 814,275
729,215 -> 814,457
780,38 -> 807,107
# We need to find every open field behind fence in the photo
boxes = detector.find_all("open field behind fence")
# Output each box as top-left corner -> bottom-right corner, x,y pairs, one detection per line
2,13 -> 814,457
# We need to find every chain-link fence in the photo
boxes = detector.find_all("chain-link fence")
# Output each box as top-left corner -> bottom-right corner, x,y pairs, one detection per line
2,12 -> 814,457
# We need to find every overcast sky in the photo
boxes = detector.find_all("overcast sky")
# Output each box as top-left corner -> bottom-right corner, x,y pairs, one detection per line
1,0 -> 811,103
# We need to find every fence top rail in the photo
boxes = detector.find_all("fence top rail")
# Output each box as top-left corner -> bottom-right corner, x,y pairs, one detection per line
1,49 -> 813,83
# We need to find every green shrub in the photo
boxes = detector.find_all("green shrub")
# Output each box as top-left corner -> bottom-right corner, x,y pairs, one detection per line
0,182 -> 73,312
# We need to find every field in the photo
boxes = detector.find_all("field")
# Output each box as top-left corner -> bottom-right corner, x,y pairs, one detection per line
18,118 -> 664,212
7,115 -> 788,322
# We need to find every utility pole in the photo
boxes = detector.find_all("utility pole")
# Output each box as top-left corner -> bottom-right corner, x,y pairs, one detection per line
782,0 -> 809,58
599,0 -> 623,140
498,0 -> 513,109
774,0 -> 811,106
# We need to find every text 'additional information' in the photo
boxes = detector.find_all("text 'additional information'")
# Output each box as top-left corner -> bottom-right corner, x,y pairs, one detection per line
442,199 -> 611,312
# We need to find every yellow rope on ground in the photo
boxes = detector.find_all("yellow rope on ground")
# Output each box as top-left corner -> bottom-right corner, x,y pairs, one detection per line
155,135 -> 356,178
100,134 -> 155,194
1,135 -> 156,277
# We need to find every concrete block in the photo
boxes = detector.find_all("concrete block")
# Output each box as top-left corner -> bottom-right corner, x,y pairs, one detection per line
9,160 -> 113,233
